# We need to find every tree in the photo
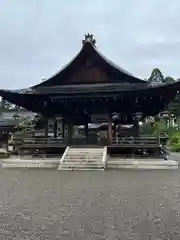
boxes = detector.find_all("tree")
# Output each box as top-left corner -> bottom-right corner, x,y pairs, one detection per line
0,99 -> 12,110
168,93 -> 180,117
163,76 -> 175,83
148,68 -> 164,84
0,98 -> 21,111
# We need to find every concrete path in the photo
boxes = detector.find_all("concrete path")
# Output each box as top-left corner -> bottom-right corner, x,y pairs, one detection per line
169,152 -> 180,164
0,166 -> 180,239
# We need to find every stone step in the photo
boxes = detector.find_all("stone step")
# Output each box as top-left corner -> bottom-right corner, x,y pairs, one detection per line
2,163 -> 58,169
66,153 -> 103,158
2,159 -> 60,164
69,148 -> 103,151
107,164 -> 178,170
107,160 -> 178,170
59,162 -> 104,166
69,150 -> 102,153
64,157 -> 102,161
67,153 -> 103,156
65,154 -> 101,157
107,160 -> 178,166
63,159 -> 102,162
58,167 -> 104,171
63,159 -> 102,163
1,159 -> 60,169
67,151 -> 103,155
62,162 -> 103,166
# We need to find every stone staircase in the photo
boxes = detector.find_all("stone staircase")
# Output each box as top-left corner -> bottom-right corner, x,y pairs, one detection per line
58,147 -> 107,171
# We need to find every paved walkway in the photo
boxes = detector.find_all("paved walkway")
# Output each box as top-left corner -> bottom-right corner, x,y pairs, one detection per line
170,152 -> 180,163
0,166 -> 180,239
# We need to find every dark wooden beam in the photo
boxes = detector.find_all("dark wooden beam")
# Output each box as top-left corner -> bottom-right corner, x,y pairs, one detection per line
53,118 -> 57,138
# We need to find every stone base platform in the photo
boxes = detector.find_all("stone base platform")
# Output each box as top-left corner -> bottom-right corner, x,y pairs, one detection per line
1,157 -> 179,170
1,157 -> 60,169
107,159 -> 178,170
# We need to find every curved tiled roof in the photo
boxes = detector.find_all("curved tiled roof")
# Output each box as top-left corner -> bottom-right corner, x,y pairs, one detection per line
33,36 -> 145,88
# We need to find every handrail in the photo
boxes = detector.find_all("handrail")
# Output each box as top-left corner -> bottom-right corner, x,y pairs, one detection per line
111,137 -> 160,145
22,140 -> 65,144
112,138 -> 158,140
14,137 -> 65,140
102,146 -> 107,169
59,146 -> 69,165
113,136 -> 161,139
112,139 -> 158,142
13,137 -> 65,144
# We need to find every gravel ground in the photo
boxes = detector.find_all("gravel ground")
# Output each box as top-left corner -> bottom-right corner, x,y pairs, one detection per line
0,167 -> 180,240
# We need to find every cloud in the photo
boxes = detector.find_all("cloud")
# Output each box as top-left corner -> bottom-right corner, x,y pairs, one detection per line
0,0 -> 180,89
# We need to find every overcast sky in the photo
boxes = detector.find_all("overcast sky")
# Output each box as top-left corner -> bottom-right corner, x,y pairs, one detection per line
0,0 -> 180,89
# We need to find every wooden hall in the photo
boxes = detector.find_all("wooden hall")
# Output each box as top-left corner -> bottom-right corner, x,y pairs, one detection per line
0,33 -> 180,150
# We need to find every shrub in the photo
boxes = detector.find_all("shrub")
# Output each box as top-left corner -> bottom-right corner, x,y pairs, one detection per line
169,132 -> 180,152
0,151 -> 10,159
140,122 -> 154,135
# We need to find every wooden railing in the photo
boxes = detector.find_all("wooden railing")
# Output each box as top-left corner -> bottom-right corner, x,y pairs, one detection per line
111,136 -> 161,147
110,136 -> 169,159
10,135 -> 168,148
12,137 -> 65,148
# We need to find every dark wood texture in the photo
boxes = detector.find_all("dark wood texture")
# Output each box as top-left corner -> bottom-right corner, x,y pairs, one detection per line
69,66 -> 109,84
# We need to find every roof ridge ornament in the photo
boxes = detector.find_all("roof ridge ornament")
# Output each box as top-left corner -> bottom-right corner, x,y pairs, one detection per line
82,33 -> 96,46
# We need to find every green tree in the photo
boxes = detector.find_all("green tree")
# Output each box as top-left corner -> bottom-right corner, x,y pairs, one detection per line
0,98 -> 19,111
168,93 -> 180,117
163,76 -> 175,83
0,98 -> 13,111
148,68 -> 164,84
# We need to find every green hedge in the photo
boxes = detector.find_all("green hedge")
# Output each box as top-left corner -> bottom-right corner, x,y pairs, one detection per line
140,120 -> 177,137
140,122 -> 154,135
169,132 -> 180,152
0,152 -> 10,159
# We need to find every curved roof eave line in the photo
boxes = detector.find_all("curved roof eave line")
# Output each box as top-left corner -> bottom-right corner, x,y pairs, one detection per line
32,41 -> 146,88
148,79 -> 180,91
32,46 -> 85,88
91,44 -> 146,83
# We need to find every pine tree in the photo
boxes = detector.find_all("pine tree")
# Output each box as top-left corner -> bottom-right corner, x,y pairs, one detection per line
163,76 -> 175,83
148,68 -> 164,84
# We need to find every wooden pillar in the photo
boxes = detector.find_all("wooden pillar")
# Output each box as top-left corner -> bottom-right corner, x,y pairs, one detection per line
85,122 -> 88,144
62,118 -> 65,138
44,117 -> 48,138
53,118 -> 57,138
113,117 -> 117,138
107,115 -> 112,145
67,119 -> 73,145
155,122 -> 160,145
133,118 -> 140,137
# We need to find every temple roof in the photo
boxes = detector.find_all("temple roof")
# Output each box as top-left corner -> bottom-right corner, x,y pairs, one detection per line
0,34 -> 180,116
0,80 -> 179,117
33,33 -> 145,88
1,79 -> 180,98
